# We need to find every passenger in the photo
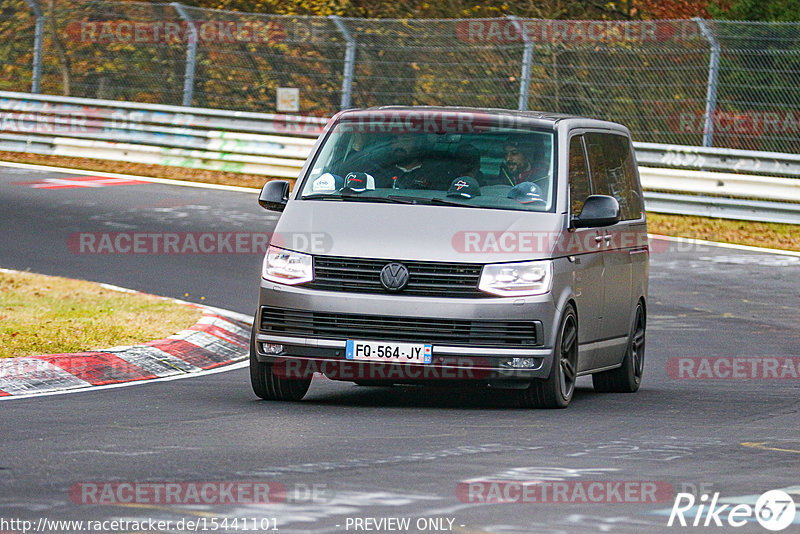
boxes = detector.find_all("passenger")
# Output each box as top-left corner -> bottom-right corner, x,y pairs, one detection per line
330,132 -> 368,176
453,143 -> 486,184
498,138 -> 550,187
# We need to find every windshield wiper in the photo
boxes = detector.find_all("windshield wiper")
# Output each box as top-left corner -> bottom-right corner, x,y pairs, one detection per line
302,194 -> 399,203
387,195 -> 474,207
302,193 -> 340,200
430,197 -> 474,207
303,194 -> 473,207
386,195 -> 434,204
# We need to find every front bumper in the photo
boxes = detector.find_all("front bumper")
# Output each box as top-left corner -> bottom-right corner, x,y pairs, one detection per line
254,281 -> 560,383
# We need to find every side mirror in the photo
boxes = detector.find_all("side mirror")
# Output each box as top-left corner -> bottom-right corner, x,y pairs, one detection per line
572,195 -> 621,228
258,180 -> 290,212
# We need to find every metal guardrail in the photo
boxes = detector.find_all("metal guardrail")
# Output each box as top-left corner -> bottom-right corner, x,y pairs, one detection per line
1,91 -> 799,223
635,144 -> 800,223
638,166 -> 800,203
634,142 -> 800,179
0,90 -> 324,177
638,166 -> 800,224
643,192 -> 800,225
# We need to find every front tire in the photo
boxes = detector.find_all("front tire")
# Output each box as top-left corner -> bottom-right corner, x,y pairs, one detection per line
519,305 -> 578,409
249,325 -> 311,401
592,302 -> 645,393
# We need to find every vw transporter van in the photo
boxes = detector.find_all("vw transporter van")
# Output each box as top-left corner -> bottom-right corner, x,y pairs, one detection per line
251,107 -> 648,408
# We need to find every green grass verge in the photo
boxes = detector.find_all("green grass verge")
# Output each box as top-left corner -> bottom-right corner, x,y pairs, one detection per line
0,271 -> 202,358
647,213 -> 800,252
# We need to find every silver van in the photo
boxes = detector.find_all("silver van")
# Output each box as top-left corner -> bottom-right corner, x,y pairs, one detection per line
251,107 -> 648,408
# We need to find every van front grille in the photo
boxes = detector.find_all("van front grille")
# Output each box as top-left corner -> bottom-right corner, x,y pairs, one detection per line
260,307 -> 540,347
306,256 -> 485,298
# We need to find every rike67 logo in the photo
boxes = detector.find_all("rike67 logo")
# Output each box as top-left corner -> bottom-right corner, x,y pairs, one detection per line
668,489 -> 796,531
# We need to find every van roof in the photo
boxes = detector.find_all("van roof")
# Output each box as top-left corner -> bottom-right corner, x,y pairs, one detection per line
335,106 -> 629,133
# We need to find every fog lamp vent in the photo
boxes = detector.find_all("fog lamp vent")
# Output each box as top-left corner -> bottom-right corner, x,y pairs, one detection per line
262,343 -> 285,355
512,357 -> 537,368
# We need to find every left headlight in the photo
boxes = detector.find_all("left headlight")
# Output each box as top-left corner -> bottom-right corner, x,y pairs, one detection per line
478,260 -> 552,297
262,245 -> 313,285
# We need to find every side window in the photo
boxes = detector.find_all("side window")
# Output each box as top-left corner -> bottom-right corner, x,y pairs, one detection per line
585,133 -> 643,220
568,135 -> 591,216
617,137 -> 644,220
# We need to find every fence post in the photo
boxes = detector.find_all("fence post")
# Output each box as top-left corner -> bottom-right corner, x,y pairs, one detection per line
23,0 -> 44,93
329,15 -> 356,110
694,18 -> 720,148
507,15 -> 532,111
172,2 -> 198,107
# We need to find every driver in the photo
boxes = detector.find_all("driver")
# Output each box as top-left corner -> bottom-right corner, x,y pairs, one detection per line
373,135 -> 447,190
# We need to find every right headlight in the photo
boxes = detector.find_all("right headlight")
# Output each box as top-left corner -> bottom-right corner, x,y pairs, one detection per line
478,260 -> 552,297
262,245 -> 313,285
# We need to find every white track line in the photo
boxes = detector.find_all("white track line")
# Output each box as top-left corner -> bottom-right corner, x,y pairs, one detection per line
0,361 -> 249,401
200,304 -> 254,325
648,233 -> 800,258
0,160 -> 261,193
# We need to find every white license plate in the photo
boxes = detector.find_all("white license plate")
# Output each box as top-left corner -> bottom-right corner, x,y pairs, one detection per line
345,340 -> 432,364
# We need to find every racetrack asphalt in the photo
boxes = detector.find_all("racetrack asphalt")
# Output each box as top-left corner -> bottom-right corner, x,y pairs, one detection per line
1,164 -> 799,533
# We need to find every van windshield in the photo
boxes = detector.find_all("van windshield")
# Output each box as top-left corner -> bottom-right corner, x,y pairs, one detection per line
299,119 -> 556,212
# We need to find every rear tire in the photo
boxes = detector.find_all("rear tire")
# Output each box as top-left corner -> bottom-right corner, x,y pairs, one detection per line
592,302 -> 645,393
519,305 -> 578,409
249,325 -> 311,401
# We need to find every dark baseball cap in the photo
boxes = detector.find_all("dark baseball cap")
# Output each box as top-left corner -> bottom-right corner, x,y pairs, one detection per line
447,176 -> 481,199
344,172 -> 375,192
507,181 -> 545,204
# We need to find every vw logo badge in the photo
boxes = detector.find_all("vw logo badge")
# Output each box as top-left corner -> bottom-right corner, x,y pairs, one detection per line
380,263 -> 410,291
